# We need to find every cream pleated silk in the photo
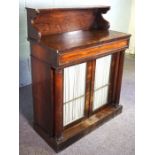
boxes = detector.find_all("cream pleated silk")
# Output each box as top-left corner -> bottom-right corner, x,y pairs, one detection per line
63,55 -> 111,126
93,55 -> 112,110
63,63 -> 86,126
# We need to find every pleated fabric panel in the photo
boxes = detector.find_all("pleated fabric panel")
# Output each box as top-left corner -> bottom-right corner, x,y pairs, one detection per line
63,63 -> 86,126
93,55 -> 112,111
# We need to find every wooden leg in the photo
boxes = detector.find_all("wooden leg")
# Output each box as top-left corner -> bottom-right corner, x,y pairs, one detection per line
115,51 -> 125,106
108,52 -> 120,106
108,51 -> 125,107
53,69 -> 64,141
88,60 -> 96,116
85,61 -> 92,117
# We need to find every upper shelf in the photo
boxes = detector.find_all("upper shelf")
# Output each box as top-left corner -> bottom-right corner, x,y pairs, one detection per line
26,7 -> 111,41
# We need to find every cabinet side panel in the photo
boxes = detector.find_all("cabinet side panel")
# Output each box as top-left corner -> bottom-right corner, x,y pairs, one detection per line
31,57 -> 53,135
31,42 -> 58,68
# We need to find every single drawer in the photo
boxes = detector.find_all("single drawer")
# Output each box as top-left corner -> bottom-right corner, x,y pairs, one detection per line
59,39 -> 129,65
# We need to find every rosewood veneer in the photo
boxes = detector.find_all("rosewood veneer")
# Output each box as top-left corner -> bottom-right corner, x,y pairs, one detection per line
26,6 -> 130,152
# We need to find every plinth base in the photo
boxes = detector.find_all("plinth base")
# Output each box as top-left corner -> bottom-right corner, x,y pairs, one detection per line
34,105 -> 123,152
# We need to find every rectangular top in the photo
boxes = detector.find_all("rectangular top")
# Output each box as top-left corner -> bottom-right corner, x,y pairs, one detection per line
31,29 -> 130,68
26,6 -> 110,11
39,30 -> 130,53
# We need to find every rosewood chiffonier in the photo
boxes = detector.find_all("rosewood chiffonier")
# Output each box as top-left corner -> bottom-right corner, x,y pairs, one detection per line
26,6 -> 130,152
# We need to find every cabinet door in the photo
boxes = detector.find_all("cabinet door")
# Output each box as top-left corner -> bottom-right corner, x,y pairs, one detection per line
93,55 -> 112,111
63,63 -> 86,126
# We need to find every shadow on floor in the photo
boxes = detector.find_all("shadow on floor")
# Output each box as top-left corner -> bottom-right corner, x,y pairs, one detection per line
19,85 -> 33,126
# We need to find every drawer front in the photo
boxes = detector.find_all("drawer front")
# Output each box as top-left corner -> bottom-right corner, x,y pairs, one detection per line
59,39 -> 128,65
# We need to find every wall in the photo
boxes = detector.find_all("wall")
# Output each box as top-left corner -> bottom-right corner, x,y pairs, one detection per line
19,0 -> 134,87
105,0 -> 135,54
128,0 -> 135,54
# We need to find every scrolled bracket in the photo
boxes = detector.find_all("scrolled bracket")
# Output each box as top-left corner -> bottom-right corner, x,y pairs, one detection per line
91,7 -> 110,30
26,8 -> 42,41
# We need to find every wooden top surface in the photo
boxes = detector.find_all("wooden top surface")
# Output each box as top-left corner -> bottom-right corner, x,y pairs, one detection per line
26,6 -> 110,11
39,30 -> 130,53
